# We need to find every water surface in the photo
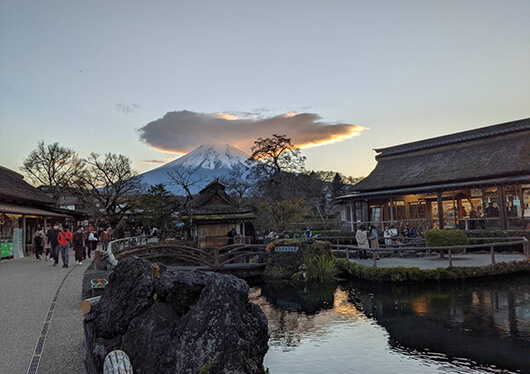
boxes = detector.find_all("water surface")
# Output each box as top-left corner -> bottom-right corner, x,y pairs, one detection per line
249,276 -> 530,374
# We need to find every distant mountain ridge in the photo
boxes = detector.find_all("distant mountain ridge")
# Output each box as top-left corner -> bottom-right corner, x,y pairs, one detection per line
140,144 -> 251,195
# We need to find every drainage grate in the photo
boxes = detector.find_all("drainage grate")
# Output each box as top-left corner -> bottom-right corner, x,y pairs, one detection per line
26,266 -> 76,374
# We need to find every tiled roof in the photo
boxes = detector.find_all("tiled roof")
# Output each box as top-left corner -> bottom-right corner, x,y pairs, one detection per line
0,166 -> 54,205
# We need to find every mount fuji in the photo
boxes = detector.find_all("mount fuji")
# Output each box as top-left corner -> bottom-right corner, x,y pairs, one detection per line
139,144 -> 252,195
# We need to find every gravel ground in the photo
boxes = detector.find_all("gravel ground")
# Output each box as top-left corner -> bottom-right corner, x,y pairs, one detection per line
0,249 -> 87,374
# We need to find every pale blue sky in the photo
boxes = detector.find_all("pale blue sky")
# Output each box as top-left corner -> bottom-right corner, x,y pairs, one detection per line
1,0 -> 529,178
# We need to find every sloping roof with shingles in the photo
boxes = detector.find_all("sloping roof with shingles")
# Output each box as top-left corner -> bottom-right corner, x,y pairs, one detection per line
191,180 -> 254,217
0,166 -> 55,205
352,118 -> 530,192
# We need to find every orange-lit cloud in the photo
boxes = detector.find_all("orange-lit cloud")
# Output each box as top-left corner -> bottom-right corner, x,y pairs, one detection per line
138,110 -> 366,154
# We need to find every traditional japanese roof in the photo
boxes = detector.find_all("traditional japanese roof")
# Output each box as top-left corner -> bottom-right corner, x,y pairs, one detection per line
0,166 -> 55,205
350,118 -> 530,193
191,179 -> 255,220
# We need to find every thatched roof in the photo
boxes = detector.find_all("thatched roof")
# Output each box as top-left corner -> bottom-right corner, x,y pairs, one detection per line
191,180 -> 255,219
352,118 -> 530,193
0,166 -> 54,205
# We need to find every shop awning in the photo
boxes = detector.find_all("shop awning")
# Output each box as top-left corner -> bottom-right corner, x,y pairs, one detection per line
0,203 -> 71,218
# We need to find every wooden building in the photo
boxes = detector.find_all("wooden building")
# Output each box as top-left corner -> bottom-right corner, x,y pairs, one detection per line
337,118 -> 530,233
189,180 -> 256,247
0,166 -> 72,258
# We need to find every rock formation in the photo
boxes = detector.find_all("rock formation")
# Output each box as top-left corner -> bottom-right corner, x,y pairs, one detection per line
84,256 -> 269,374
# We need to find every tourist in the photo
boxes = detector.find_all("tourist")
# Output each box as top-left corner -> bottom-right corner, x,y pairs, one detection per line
227,227 -> 236,245
73,226 -> 85,266
34,227 -> 45,261
47,225 -> 60,266
100,227 -> 110,252
383,226 -> 392,247
304,227 -> 312,239
57,226 -> 73,268
469,206 -> 478,230
87,230 -> 98,257
355,225 -> 369,259
43,225 -> 52,260
369,224 -> 380,252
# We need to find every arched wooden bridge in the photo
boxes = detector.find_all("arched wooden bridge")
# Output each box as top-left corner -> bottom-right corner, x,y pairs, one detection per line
111,239 -> 269,278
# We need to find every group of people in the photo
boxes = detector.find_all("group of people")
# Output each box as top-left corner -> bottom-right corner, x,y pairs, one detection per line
33,224 -> 113,268
355,223 -> 418,259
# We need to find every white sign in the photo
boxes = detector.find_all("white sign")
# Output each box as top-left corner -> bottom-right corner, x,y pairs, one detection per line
275,246 -> 299,253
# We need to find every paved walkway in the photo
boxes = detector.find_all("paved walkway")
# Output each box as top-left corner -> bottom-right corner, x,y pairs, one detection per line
0,249 -> 87,374
350,253 -> 527,269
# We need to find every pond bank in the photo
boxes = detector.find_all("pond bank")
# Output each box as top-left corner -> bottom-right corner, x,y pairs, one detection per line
337,255 -> 529,283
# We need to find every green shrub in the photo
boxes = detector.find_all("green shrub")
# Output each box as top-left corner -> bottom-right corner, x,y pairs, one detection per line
303,255 -> 339,282
335,258 -> 529,283
425,229 -> 469,247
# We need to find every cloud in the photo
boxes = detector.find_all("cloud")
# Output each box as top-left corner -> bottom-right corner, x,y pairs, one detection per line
138,110 -> 366,154
116,103 -> 140,113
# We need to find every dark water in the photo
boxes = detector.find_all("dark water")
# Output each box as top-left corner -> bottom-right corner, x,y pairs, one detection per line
249,276 -> 530,374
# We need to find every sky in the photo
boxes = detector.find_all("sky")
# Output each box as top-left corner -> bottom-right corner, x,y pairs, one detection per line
1,0 -> 529,179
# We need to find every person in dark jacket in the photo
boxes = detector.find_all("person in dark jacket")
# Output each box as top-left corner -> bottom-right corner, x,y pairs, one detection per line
73,227 -> 85,266
227,228 -> 236,245
47,225 -> 60,266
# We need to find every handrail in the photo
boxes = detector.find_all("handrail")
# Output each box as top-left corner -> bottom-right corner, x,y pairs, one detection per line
332,236 -> 529,267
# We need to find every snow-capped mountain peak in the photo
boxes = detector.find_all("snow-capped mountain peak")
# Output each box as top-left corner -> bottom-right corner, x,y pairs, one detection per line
159,144 -> 250,171
139,144 -> 252,195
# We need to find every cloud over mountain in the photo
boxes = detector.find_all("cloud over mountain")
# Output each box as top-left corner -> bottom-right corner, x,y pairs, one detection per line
138,110 -> 365,154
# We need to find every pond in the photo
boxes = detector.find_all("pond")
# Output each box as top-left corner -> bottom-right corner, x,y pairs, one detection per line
249,275 -> 530,374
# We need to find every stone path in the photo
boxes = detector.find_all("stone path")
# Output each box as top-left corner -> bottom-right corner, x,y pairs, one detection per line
350,253 -> 527,269
0,249 -> 87,374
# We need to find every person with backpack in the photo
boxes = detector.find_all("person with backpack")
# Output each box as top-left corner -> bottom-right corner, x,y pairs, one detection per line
57,226 -> 73,268
73,226 -> 85,266
34,227 -> 45,261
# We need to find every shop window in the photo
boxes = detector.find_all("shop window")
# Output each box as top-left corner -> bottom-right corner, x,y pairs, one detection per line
370,206 -> 382,222
409,201 -> 427,219
393,201 -> 406,220
483,187 -> 500,217
504,185 -> 522,218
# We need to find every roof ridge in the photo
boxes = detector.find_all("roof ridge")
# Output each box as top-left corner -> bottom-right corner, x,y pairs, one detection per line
375,117 -> 529,159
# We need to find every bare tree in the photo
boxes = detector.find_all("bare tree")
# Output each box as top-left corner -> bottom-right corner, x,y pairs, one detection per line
167,166 -> 206,239
20,141 -> 84,201
222,167 -> 253,204
247,134 -> 306,201
73,153 -> 143,227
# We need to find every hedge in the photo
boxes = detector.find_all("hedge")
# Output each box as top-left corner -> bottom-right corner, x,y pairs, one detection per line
335,258 -> 530,283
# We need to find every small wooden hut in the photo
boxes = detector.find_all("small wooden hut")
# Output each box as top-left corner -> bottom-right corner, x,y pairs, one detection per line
337,118 -> 530,232
190,180 -> 256,247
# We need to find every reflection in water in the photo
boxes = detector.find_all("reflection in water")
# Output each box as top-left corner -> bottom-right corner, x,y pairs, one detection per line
250,276 -> 530,374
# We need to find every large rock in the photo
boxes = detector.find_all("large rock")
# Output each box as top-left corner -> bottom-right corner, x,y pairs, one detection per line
84,256 -> 269,374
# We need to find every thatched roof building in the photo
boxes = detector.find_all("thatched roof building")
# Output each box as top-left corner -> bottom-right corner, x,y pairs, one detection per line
0,166 -> 71,258
189,180 -> 256,247
337,118 -> 530,232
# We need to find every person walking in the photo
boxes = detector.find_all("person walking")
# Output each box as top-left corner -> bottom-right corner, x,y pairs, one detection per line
87,230 -> 98,258
355,225 -> 369,259
57,226 -> 73,268
73,227 -> 85,266
43,226 -> 52,260
383,226 -> 392,247
47,225 -> 60,266
100,227 -> 110,252
34,227 -> 45,261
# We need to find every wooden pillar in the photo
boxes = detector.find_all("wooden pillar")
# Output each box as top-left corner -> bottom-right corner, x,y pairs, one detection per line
389,197 -> 394,223
498,185 -> 507,230
437,191 -> 444,229
349,202 -> 354,232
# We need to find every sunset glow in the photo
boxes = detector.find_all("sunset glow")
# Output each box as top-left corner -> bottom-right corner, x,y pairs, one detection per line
298,126 -> 366,149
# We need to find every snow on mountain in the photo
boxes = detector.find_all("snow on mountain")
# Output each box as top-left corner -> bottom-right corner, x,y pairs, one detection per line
140,144 -> 252,195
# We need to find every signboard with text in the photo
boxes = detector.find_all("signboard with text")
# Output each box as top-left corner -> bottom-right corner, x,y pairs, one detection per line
275,246 -> 299,253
